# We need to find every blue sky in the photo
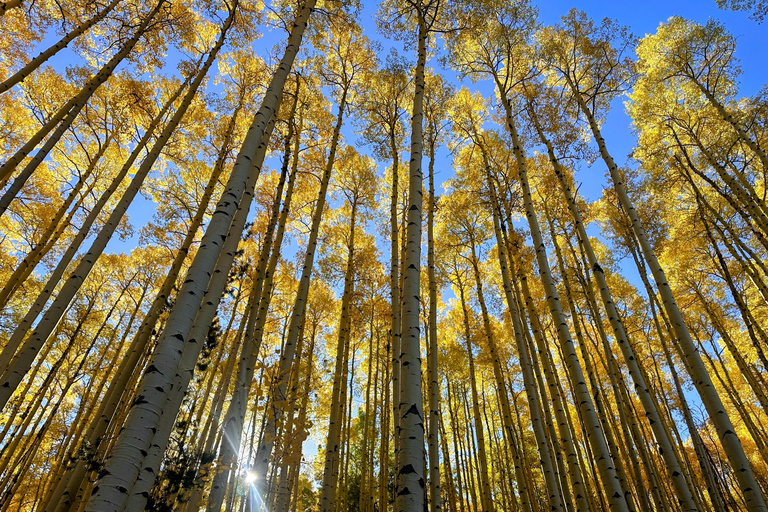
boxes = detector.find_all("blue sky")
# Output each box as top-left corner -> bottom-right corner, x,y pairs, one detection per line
106,0 -> 765,254
356,0 -> 766,202
87,0 -> 765,469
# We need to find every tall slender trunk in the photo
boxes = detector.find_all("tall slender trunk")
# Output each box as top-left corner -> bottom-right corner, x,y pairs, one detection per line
438,404 -> 458,512
0,0 -> 166,186
628,231 -> 730,512
39,286 -> 144,510
380,333 -> 391,512
454,272 -> 493,512
0,0 -> 122,94
359,314 -> 375,512
426,129 -> 441,512
0,9 -> 233,412
205,87 -> 299,512
396,10 -> 428,511
181,294 -> 249,511
83,2 -> 313,508
277,319 -> 317,512
320,201 -> 358,512
522,307 -> 574,512
545,218 -> 635,510
568,77 -> 768,512
125,109 -> 281,512
390,129 -> 402,492
477,142 -> 563,512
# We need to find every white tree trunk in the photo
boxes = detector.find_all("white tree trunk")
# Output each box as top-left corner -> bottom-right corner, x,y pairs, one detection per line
0,0 -> 122,94
480,172 -> 563,512
0,18 -> 230,411
426,147 -> 440,512
570,82 -> 768,512
0,0 -> 166,185
204,116 -> 294,511
395,13 -> 427,512
390,129 -> 402,488
40,74 -> 198,512
123,113 -> 275,509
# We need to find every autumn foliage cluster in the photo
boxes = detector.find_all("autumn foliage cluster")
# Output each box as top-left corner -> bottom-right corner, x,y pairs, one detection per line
0,1 -> 766,512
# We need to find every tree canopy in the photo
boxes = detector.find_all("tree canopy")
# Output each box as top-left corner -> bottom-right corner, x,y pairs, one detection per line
0,1 -> 766,512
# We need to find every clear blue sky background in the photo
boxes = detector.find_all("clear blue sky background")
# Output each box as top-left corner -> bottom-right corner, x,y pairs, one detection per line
356,0 -> 766,203
110,0 -> 765,252
13,0 -> 763,475
99,0 -> 766,466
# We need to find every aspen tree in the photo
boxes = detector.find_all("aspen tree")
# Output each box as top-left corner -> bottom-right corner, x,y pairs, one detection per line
423,71 -> 451,512
6,2 -> 768,510
37,279 -> 146,508
524,88 -> 699,511
128,103 -> 286,510
43,100 -> 229,511
84,1 -> 314,508
0,0 -> 122,94
450,92 -> 564,511
0,69 -> 196,408
276,292 -> 322,512
449,9 -> 629,507
179,309 -> 248,511
0,133 -> 112,308
0,8 -> 235,411
514,227 -> 603,512
357,57 -> 409,476
319,148 -> 375,512
377,2 -> 440,508
452,265 -> 493,512
0,0 -> 167,185
544,206 -> 638,511
124,125 -> 280,512
543,12 -> 768,511
483,169 -> 563,512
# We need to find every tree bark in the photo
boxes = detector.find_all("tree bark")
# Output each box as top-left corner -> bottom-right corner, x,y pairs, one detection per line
125,100 -> 279,512
205,85 -> 300,512
569,77 -> 768,512
0,0 -> 122,94
0,0 -> 166,187
83,1 -> 313,508
396,7 -> 428,510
